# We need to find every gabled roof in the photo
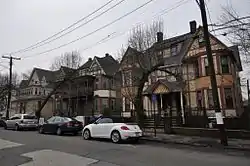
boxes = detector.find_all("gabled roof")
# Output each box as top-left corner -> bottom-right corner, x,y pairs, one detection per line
143,79 -> 183,94
95,55 -> 119,76
79,58 -> 93,69
28,68 -> 55,84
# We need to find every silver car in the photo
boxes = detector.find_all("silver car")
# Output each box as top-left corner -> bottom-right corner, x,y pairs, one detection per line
5,114 -> 38,131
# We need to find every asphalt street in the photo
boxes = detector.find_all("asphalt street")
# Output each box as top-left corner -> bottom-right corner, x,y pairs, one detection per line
0,128 -> 250,166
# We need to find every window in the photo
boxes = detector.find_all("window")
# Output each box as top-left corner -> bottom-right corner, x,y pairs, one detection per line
111,99 -> 115,110
170,45 -> 178,56
102,98 -> 108,108
35,88 -> 38,95
221,56 -> 229,74
23,115 -> 36,119
196,90 -> 202,108
95,99 -> 98,111
125,98 -> 130,112
54,117 -> 62,123
95,78 -> 99,89
194,59 -> 200,78
47,117 -> 56,123
224,88 -> 234,109
35,81 -> 38,84
204,58 -> 210,76
44,90 -> 46,95
124,71 -> 132,86
97,118 -> 113,124
207,89 -> 214,109
103,81 -> 106,89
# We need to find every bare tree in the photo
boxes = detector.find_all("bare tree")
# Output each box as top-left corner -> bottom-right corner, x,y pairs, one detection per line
21,69 -> 32,80
219,5 -> 250,59
120,21 -> 180,125
50,51 -> 82,70
218,4 -> 250,99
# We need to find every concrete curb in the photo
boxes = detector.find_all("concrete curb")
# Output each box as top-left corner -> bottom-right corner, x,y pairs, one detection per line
141,136 -> 250,152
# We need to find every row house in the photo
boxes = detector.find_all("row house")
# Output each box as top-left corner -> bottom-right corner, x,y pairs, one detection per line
120,20 -> 243,121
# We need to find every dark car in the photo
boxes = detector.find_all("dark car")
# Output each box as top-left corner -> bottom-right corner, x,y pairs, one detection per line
38,116 -> 83,136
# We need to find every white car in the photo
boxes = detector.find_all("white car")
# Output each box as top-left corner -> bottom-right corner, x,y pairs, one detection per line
82,117 -> 143,143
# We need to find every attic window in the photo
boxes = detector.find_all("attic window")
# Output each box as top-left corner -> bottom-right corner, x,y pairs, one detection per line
198,33 -> 205,47
170,45 -> 178,56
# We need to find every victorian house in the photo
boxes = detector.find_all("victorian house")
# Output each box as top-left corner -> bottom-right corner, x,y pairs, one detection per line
56,53 -> 121,116
120,20 -> 243,122
11,68 -> 55,118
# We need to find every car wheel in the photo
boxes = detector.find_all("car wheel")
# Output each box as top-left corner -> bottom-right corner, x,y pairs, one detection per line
83,129 -> 91,140
56,127 -> 63,136
39,126 -> 44,134
111,131 -> 121,143
15,124 -> 19,131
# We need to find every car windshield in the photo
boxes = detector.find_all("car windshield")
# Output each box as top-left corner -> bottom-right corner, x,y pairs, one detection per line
23,115 -> 36,119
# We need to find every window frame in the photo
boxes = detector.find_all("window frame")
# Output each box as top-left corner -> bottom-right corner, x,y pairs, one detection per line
204,58 -> 210,76
220,56 -> 230,74
170,44 -> 178,56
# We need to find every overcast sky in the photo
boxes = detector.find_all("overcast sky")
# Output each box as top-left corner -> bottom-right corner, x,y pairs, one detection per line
0,0 -> 249,76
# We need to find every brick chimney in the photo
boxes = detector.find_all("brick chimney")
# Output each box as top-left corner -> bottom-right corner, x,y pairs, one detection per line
189,20 -> 197,34
88,58 -> 92,61
157,32 -> 163,42
105,53 -> 109,57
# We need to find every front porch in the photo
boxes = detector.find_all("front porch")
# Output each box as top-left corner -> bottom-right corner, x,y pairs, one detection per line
143,79 -> 185,124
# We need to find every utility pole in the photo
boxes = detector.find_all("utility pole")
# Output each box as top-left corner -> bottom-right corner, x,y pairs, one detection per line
198,0 -> 228,146
247,80 -> 249,101
2,55 -> 21,119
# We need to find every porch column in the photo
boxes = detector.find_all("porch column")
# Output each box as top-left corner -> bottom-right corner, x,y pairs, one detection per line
160,94 -> 163,116
180,91 -> 185,124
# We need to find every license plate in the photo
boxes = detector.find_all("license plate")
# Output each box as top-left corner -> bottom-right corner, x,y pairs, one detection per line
74,124 -> 79,126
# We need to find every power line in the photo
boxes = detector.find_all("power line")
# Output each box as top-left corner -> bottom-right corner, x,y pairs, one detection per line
7,0 -> 116,55
12,0 -> 126,55
208,16 -> 250,27
210,23 -> 250,32
23,0 -> 155,58
78,0 -> 191,53
25,0 -> 190,59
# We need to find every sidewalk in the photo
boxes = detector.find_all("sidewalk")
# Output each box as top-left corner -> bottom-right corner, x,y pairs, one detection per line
141,132 -> 250,151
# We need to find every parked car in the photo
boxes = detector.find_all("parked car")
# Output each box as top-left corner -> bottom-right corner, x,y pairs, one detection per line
74,116 -> 85,126
82,117 -> 143,143
0,117 -> 6,127
5,114 -> 38,131
38,116 -> 83,136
